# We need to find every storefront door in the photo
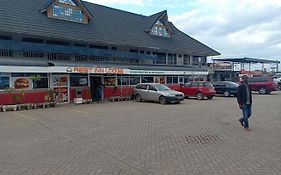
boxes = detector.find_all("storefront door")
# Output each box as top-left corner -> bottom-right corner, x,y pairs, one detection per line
90,76 -> 104,101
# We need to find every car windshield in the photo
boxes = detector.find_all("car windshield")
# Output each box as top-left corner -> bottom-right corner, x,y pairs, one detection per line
204,82 -> 214,88
155,84 -> 170,91
227,82 -> 239,87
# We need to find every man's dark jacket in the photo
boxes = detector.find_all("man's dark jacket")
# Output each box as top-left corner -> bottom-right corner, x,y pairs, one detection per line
237,83 -> 252,105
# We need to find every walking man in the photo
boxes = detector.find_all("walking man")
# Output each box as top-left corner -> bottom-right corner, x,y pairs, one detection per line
237,75 -> 252,131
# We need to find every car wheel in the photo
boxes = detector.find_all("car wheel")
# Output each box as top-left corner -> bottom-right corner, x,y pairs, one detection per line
259,87 -> 267,94
135,94 -> 142,102
159,96 -> 166,105
196,92 -> 204,100
175,101 -> 180,104
224,91 -> 230,97
207,96 -> 213,100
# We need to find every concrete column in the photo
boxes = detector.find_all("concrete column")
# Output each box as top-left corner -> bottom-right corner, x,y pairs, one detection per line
190,55 -> 193,66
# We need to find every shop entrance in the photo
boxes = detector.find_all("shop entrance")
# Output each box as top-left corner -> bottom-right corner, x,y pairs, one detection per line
90,76 -> 104,101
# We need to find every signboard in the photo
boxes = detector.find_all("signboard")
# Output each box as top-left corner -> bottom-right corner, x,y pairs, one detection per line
127,70 -> 208,75
71,67 -> 125,74
51,75 -> 69,103
12,77 -> 32,90
0,66 -> 209,76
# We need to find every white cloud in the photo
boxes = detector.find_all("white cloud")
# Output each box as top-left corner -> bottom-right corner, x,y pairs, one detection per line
170,0 -> 281,60
84,0 -> 281,61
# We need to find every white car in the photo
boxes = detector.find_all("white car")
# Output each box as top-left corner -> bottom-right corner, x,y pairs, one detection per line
132,83 -> 184,104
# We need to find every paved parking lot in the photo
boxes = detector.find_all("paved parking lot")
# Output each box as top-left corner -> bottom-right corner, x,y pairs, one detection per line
0,92 -> 281,175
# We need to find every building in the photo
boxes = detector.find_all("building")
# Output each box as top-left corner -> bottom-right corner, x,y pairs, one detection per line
0,0 -> 220,104
211,58 -> 280,82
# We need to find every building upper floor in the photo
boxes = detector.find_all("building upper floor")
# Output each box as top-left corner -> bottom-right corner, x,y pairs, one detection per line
0,0 -> 220,64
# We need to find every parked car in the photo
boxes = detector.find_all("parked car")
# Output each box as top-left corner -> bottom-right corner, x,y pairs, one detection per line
132,83 -> 184,104
273,73 -> 281,90
278,81 -> 281,90
176,81 -> 215,100
212,81 -> 239,97
247,76 -> 277,94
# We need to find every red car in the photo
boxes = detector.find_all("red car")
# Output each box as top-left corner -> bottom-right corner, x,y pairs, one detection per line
175,81 -> 216,100
248,77 -> 277,94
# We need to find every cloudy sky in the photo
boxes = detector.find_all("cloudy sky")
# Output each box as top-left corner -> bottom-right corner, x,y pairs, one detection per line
84,0 -> 281,65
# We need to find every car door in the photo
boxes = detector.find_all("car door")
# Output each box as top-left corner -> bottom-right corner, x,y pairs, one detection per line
179,83 -> 190,96
148,85 -> 160,101
188,82 -> 199,97
214,83 -> 224,94
138,84 -> 149,100
183,82 -> 196,97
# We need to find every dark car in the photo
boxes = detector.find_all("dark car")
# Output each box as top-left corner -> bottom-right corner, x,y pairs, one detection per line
212,81 -> 239,97
247,77 -> 277,94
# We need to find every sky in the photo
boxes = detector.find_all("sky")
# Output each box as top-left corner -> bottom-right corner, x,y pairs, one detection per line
84,0 -> 281,70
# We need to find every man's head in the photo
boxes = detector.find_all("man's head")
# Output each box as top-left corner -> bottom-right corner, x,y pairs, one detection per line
242,75 -> 249,84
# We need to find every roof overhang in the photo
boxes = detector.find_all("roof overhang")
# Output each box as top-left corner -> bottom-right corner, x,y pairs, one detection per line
213,57 -> 280,64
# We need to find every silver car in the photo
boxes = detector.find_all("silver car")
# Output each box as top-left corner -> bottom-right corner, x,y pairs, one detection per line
133,83 -> 184,104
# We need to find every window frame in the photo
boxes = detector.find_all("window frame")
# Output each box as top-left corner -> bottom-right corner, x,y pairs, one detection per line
0,73 -> 10,90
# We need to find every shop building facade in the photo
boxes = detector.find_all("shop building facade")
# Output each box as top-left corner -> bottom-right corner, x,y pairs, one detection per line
0,0 -> 220,104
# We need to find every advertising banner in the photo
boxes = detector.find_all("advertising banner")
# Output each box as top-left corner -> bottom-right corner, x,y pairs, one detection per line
11,77 -> 32,90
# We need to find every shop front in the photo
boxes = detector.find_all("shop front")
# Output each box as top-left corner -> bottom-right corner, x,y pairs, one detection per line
0,65 -> 209,105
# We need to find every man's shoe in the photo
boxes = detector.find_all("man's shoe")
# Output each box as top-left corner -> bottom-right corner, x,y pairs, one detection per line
238,119 -> 244,127
244,128 -> 251,131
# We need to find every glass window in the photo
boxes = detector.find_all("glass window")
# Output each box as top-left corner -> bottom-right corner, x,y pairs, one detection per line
135,84 -> 147,90
173,76 -> 178,84
117,76 -> 129,85
141,77 -> 154,83
154,76 -> 165,84
52,5 -> 84,23
0,76 -> 10,90
29,74 -> 49,89
148,85 -> 157,91
167,77 -> 173,84
154,84 -> 170,91
168,54 -> 177,65
130,77 -> 140,85
179,77 -> 184,83
190,82 -> 199,87
226,82 -> 239,88
104,77 -> 116,86
11,73 -> 25,77
203,82 -> 213,88
33,78 -> 49,89
121,77 -> 129,85
167,76 -> 178,84
184,77 -> 190,83
183,55 -> 190,65
70,75 -> 88,87
153,52 -> 166,64
150,20 -> 170,38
